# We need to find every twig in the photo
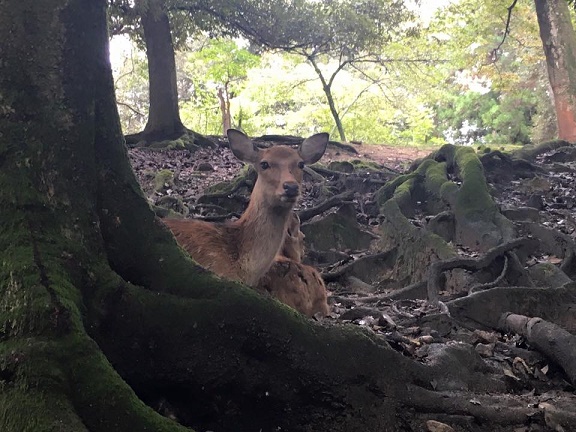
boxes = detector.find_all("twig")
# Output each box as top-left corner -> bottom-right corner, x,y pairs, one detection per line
322,250 -> 396,282
489,0 -> 518,62
298,190 -> 354,222
427,237 -> 539,304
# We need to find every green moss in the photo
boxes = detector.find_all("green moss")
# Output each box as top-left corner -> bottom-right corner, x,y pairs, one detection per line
418,160 -> 450,214
392,175 -> 416,217
153,169 -> 174,192
432,144 -> 457,167
204,165 -> 254,195
454,147 -> 497,221
374,172 -> 418,207
421,161 -> 448,195
328,160 -> 355,173
439,181 -> 458,206
475,145 -> 492,154
350,159 -> 382,171
512,139 -> 570,160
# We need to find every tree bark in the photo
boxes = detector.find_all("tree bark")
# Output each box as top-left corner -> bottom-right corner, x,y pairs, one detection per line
139,0 -> 186,141
534,0 -> 576,141
0,0 -> 189,430
217,84 -> 232,135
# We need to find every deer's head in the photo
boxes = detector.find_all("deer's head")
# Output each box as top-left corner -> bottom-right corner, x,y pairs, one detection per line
227,129 -> 328,209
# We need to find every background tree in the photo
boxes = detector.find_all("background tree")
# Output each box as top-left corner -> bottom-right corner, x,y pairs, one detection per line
109,0 -> 219,145
195,0 -> 421,141
185,38 -> 260,134
138,0 -> 186,141
421,0 -> 552,145
534,0 -> 576,141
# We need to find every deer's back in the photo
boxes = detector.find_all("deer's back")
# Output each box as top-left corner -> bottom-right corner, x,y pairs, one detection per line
164,218 -> 243,281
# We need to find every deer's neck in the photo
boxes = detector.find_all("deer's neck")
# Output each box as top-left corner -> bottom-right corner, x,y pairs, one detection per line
234,198 -> 292,286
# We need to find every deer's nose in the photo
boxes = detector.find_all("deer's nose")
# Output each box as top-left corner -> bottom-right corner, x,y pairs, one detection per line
283,182 -> 299,197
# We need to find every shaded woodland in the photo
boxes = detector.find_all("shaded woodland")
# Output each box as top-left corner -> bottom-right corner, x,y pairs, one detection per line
1,1 -> 576,432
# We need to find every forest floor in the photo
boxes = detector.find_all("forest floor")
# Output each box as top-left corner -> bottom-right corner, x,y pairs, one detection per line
128,135 -> 576,432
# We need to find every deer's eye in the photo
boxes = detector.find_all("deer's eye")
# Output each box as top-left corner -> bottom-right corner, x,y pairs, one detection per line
298,161 -> 305,169
260,161 -> 270,170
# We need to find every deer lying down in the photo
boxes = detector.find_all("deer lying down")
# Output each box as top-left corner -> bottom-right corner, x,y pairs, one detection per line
164,129 -> 328,287
257,213 -> 330,317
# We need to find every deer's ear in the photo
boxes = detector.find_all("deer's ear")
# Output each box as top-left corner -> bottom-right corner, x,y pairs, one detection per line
299,132 -> 328,164
227,129 -> 260,163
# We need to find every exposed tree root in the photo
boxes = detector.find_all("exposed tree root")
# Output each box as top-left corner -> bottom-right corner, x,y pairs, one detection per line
448,283 -> 576,333
322,249 -> 397,282
427,237 -> 538,303
125,127 -> 214,149
499,313 -> 576,385
403,386 -> 540,427
298,190 -> 354,222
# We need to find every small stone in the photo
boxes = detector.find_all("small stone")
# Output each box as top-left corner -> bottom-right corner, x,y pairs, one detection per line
426,419 -> 455,432
472,329 -> 498,344
527,194 -> 544,210
475,342 -> 494,357
196,162 -> 214,172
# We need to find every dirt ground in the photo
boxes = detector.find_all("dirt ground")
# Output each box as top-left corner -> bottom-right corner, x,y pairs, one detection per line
325,142 -> 431,168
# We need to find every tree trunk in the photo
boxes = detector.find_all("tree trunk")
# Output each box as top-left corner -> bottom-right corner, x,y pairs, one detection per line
534,0 -> 576,142
139,0 -> 185,141
217,84 -> 232,135
308,57 -> 347,141
0,0 -> 189,430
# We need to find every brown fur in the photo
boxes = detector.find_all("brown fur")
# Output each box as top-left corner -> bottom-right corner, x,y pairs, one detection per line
165,130 -> 328,291
257,257 -> 330,317
256,212 -> 330,317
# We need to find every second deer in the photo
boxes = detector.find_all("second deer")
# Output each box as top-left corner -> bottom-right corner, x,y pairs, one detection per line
164,129 -> 328,289
257,213 -> 330,317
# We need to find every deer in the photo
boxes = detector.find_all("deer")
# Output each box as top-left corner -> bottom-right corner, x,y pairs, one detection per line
257,213 -> 330,317
164,129 -> 328,288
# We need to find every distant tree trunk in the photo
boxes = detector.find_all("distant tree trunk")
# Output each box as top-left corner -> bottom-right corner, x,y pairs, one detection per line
217,84 -> 232,135
139,0 -> 185,141
534,0 -> 576,142
308,56 -> 347,141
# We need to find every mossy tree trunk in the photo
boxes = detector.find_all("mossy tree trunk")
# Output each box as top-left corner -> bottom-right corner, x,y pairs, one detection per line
0,1 -> 191,430
535,0 -> 576,142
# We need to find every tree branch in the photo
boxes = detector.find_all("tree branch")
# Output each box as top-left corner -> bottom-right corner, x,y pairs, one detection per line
490,0 -> 518,62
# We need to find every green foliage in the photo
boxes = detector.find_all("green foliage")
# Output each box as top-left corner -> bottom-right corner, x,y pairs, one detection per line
112,37 -> 149,134
425,0 -> 552,145
435,89 -> 538,146
180,38 -> 260,134
111,0 -> 559,146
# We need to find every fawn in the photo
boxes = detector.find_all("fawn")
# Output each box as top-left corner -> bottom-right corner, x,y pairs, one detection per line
257,213 -> 330,317
164,129 -> 328,287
